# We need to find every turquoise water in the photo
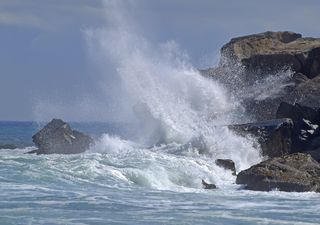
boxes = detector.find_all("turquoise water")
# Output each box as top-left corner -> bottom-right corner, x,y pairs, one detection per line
0,122 -> 320,225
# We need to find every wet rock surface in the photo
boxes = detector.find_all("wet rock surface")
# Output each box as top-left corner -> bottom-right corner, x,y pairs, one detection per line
202,180 -> 217,189
229,119 -> 293,158
236,153 -> 320,192
215,159 -> 236,175
32,119 -> 93,155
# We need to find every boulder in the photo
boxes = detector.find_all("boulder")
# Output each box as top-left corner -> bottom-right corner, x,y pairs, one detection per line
32,119 -> 93,154
229,118 -> 293,158
215,159 -> 236,175
236,153 -> 320,192
221,31 -> 320,79
0,144 -> 17,150
202,179 -> 217,189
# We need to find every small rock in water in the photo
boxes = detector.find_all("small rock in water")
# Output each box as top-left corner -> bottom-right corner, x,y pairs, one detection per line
32,118 -> 93,155
215,159 -> 236,175
202,179 -> 217,189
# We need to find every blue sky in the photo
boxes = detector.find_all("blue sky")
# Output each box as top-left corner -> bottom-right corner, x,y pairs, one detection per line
1,0 -> 320,121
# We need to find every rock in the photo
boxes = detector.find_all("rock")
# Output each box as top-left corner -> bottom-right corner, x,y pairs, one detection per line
202,179 -> 217,189
292,76 -> 320,109
32,119 -> 93,154
221,31 -> 320,79
25,149 -> 38,154
306,136 -> 320,151
215,159 -> 236,175
229,118 -> 293,158
304,150 -> 320,162
236,153 -> 320,192
276,102 -> 319,124
276,102 -> 320,152
0,144 -> 17,150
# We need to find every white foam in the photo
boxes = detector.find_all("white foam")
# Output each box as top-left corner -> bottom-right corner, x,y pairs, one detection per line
83,1 -> 262,191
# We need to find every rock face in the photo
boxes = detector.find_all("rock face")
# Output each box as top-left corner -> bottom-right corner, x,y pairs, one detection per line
276,102 -> 320,152
236,153 -> 320,192
215,159 -> 236,175
32,119 -> 93,154
0,144 -> 17,150
221,31 -> 320,79
229,119 -> 293,158
201,31 -> 320,121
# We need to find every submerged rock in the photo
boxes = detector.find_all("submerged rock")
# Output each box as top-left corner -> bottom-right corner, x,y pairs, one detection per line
32,119 -> 93,154
236,153 -> 320,192
0,144 -> 17,150
229,118 -> 293,158
215,159 -> 236,175
202,179 -> 217,189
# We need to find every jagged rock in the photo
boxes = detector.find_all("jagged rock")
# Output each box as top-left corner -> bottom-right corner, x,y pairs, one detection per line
229,118 -> 293,158
236,153 -> 320,192
221,31 -> 320,79
215,159 -> 236,175
0,144 -> 17,150
32,119 -> 93,154
202,179 -> 217,189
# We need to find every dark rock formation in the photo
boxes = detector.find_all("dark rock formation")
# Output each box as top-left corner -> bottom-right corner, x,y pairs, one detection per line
276,102 -> 319,123
221,31 -> 320,79
215,159 -> 236,175
32,119 -> 93,154
0,144 -> 17,150
202,179 -> 217,189
236,153 -> 320,192
229,118 -> 293,158
276,102 -> 320,152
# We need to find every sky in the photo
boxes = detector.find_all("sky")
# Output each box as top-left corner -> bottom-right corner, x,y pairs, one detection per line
0,0 -> 320,121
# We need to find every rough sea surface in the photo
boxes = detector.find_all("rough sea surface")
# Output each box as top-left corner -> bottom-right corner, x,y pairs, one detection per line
0,122 -> 319,225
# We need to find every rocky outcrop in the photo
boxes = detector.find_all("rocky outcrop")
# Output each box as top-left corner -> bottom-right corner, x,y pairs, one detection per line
221,31 -> 320,79
0,144 -> 17,150
215,159 -> 236,175
201,32 -> 320,121
236,153 -> 320,192
202,31 -> 320,193
32,119 -> 93,155
229,119 -> 293,158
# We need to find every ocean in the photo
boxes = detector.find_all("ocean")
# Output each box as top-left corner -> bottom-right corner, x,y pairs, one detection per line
2,2 -> 319,224
0,121 -> 319,225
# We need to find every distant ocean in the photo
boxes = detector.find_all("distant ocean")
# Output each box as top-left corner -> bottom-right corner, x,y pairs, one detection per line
0,121 -> 319,225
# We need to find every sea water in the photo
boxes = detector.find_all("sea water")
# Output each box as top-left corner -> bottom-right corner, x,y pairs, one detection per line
0,123 -> 320,225
1,0 -> 320,224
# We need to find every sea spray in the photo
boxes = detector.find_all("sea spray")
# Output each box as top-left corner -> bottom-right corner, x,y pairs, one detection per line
83,0 -> 262,190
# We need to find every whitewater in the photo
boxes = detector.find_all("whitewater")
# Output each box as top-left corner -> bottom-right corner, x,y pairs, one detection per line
1,1 -> 320,224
